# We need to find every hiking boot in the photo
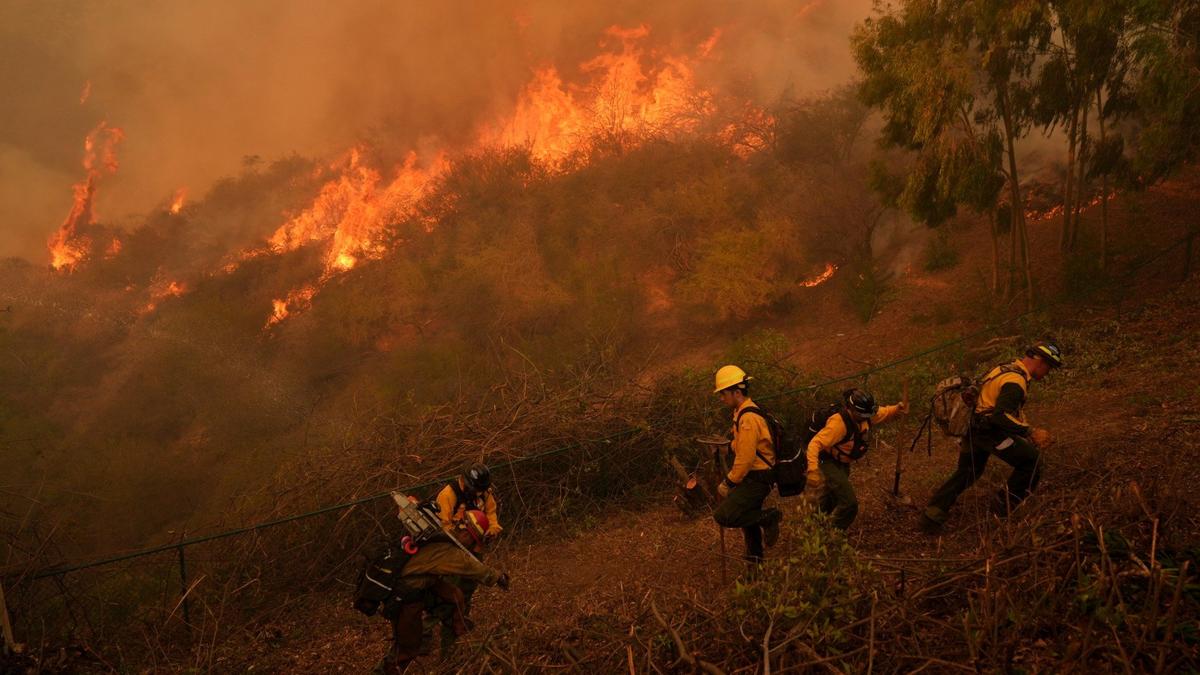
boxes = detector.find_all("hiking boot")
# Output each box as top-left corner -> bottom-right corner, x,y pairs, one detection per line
762,509 -> 783,548
918,514 -> 943,535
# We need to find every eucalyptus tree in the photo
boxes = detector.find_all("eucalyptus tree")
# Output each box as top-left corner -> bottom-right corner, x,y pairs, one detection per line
855,0 -> 1048,305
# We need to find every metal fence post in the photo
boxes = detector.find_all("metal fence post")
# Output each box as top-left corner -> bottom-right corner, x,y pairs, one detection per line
177,546 -> 190,627
0,580 -> 16,654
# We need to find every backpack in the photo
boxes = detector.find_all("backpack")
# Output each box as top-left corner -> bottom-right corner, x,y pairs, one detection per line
799,403 -> 869,456
352,536 -> 418,616
930,364 -> 1028,439
353,492 -> 466,616
729,403 -> 806,494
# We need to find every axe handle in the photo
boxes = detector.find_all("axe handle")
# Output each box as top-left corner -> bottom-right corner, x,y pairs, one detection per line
892,443 -> 904,497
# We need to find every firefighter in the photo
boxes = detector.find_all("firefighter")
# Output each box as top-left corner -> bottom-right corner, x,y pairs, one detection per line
711,365 -> 783,564
920,342 -> 1062,533
425,464 -> 502,649
806,388 -> 907,530
435,464 -> 502,538
376,510 -> 510,674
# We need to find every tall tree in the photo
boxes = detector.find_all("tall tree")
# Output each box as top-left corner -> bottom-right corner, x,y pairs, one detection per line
854,0 -> 1047,306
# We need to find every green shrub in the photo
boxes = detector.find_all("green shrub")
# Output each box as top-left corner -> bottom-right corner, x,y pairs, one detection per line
923,231 -> 960,272
729,511 -> 875,657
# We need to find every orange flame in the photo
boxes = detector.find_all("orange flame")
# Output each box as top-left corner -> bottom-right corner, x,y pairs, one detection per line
259,25 -> 765,328
479,24 -> 715,164
260,148 -> 448,278
48,122 -> 125,271
140,279 -> 187,314
266,284 -> 317,328
799,263 -> 837,288
1025,191 -> 1117,223
79,80 -> 91,105
169,187 -> 187,214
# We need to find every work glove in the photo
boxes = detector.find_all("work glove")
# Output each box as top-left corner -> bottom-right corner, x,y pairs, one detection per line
805,469 -> 822,492
1030,428 -> 1054,448
497,573 -> 511,591
717,479 -> 732,498
896,400 -> 910,415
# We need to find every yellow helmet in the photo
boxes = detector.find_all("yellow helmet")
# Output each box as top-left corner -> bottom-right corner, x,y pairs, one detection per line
713,365 -> 752,393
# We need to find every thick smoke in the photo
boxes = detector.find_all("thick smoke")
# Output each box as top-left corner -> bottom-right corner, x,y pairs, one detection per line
0,0 -> 872,261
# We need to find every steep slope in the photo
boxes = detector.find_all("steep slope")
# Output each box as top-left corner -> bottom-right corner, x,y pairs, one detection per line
212,180 -> 1200,673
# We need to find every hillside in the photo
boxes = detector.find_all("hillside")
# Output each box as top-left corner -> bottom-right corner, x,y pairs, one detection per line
195,177 -> 1200,673
5,2 -> 1200,672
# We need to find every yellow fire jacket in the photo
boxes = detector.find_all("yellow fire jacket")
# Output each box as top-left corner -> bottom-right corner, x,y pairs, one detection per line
974,360 -> 1032,437
728,398 -> 776,484
806,404 -> 902,471
436,480 -> 502,535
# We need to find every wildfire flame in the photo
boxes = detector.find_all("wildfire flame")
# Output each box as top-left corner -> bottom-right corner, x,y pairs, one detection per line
48,122 -> 125,271
1025,191 -> 1117,223
799,263 -> 838,288
169,187 -> 187,214
266,284 -> 318,328
479,25 -> 715,164
256,148 -> 448,276
79,80 -> 91,105
257,25 -> 748,328
141,279 -> 187,314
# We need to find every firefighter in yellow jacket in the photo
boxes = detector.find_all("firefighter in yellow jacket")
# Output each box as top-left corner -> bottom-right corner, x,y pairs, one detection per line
435,464 -> 502,537
806,388 -> 907,530
711,365 -> 783,564
426,464 -> 502,649
920,343 -> 1062,532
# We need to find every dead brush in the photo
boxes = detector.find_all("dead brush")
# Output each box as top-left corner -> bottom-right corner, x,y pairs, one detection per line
426,433 -> 1198,674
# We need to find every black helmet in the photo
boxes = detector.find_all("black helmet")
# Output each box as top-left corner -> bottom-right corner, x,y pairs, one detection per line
1026,341 -> 1063,368
463,464 -> 491,494
843,388 -> 878,417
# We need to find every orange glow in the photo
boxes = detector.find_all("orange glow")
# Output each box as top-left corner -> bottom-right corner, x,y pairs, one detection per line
799,263 -> 837,287
698,28 -> 723,58
261,148 -> 448,278
79,80 -> 91,105
48,122 -> 125,271
140,279 -> 187,314
169,187 -> 187,214
478,24 -> 717,164
720,104 -> 776,157
796,0 -> 827,20
258,24 -> 768,327
104,237 -> 122,258
1025,191 -> 1117,223
265,284 -> 318,328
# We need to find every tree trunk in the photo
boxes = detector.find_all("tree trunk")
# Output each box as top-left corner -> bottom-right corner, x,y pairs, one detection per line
1062,102 -> 1079,253
990,209 -> 1001,294
999,89 -> 1033,310
1007,208 -> 1018,299
1070,97 -> 1091,252
1097,86 -> 1109,273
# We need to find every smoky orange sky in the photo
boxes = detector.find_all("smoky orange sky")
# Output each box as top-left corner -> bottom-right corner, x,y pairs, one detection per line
0,0 -> 873,262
